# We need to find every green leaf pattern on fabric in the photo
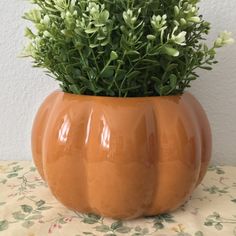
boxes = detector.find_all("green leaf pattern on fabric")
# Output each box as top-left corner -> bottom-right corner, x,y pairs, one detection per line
0,162 -> 236,235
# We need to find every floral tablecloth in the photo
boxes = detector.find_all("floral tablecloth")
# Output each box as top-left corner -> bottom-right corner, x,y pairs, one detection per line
0,162 -> 236,236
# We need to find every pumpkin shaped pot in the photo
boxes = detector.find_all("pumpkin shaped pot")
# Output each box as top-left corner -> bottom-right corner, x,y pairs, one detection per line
32,90 -> 211,219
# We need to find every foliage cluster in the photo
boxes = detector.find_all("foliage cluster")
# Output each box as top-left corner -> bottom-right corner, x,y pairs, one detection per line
23,0 -> 234,96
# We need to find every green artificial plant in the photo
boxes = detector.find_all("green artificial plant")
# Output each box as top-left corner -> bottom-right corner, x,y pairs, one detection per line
23,0 -> 234,97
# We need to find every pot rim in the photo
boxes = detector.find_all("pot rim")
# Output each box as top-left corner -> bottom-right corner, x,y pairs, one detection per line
55,89 -> 185,100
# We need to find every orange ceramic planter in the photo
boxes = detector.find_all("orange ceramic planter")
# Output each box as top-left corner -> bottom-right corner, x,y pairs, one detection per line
32,91 -> 211,219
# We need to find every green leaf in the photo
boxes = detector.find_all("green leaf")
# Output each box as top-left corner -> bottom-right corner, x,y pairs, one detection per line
94,225 -> 110,232
200,66 -> 212,70
23,10 -> 42,23
85,28 -> 98,34
161,46 -> 179,57
111,221 -> 123,230
169,74 -> 177,89
142,59 -> 160,66
89,44 -> 99,48
101,66 -> 114,78
32,210 -> 41,214
21,205 -> 33,213
12,211 -> 27,220
204,221 -> 213,226
0,220 -> 8,231
99,10 -> 110,22
151,76 -> 162,84
36,200 -> 46,207
195,231 -> 204,236
27,215 -> 43,220
65,75 -> 77,84
13,165 -> 23,172
101,39 -> 109,46
154,84 -> 160,94
215,222 -> 223,230
126,71 -> 141,80
162,213 -> 175,221
147,34 -> 156,40
115,69 -> 126,81
115,226 -> 131,233
187,76 -> 197,81
157,85 -> 172,96
81,214 -> 101,224
37,206 -> 52,210
86,213 -> 101,220
82,218 -> 98,224
120,85 -> 141,92
110,51 -> 118,61
97,35 -> 106,41
208,48 -> 216,57
24,27 -> 35,39
153,222 -> 164,230
22,221 -> 34,228
126,50 -> 140,56
69,84 -> 81,94
216,168 -> 225,174
7,173 -> 18,178
166,64 -> 178,72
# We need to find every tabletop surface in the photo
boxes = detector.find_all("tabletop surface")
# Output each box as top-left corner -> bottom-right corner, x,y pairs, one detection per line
0,161 -> 236,236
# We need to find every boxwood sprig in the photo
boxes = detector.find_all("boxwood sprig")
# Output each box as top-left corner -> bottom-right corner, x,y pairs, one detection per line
23,0 -> 234,97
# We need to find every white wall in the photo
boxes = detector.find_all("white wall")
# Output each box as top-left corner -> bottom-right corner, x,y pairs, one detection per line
0,1 -> 235,164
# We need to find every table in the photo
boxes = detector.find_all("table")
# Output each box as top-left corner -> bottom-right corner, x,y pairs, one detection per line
0,161 -> 236,236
